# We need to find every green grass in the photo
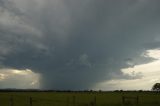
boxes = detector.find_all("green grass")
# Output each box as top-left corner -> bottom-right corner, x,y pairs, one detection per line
0,91 -> 160,106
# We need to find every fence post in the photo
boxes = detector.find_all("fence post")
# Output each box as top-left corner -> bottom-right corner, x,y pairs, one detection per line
136,96 -> 139,104
73,96 -> 76,106
94,96 -> 96,106
10,96 -> 14,106
122,96 -> 125,104
29,97 -> 33,106
66,97 -> 69,106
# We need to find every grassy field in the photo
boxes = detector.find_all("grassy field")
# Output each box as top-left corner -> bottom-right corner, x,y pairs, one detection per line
0,91 -> 160,106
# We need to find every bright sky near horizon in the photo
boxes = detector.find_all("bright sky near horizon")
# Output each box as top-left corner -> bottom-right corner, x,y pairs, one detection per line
94,49 -> 160,90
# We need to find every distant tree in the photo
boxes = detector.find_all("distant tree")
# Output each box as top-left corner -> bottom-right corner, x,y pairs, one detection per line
152,83 -> 160,91
138,90 -> 143,92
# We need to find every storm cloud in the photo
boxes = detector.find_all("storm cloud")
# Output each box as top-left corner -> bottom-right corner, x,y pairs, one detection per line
0,0 -> 160,90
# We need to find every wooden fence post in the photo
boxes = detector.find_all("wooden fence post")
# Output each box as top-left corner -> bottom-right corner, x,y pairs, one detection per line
29,97 -> 33,106
66,97 -> 69,106
122,96 -> 124,104
94,96 -> 96,106
136,96 -> 139,104
73,96 -> 76,106
10,96 -> 14,106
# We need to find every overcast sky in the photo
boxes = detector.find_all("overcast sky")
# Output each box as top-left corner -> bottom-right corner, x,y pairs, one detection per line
0,0 -> 160,90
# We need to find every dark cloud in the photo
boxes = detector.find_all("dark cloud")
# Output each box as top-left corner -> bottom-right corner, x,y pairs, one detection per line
0,0 -> 160,90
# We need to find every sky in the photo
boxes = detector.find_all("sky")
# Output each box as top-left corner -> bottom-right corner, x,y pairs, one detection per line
0,0 -> 160,90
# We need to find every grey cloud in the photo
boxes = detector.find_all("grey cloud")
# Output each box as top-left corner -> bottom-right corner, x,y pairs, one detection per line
79,54 -> 92,68
0,0 -> 160,90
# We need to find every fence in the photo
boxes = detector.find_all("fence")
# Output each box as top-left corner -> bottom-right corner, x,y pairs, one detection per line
0,95 -> 160,106
1,95 -> 97,106
122,96 -> 139,105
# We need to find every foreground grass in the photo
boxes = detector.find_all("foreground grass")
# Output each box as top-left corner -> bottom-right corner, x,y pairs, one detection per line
0,91 -> 160,106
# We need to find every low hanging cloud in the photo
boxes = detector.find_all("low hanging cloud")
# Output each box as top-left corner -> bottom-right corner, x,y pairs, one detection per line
0,0 -> 160,90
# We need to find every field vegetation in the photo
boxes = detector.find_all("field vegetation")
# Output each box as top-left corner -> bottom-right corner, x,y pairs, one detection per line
0,91 -> 160,106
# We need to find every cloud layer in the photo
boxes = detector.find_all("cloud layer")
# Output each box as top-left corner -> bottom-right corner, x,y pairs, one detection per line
0,68 -> 40,89
0,0 -> 160,90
